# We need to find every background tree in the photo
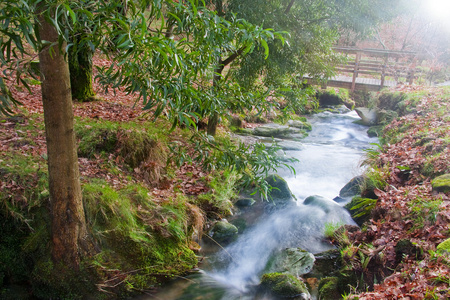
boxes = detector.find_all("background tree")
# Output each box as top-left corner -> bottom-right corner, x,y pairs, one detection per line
223,0 -> 404,114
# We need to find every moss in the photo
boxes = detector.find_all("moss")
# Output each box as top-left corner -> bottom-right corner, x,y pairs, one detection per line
367,125 -> 384,137
265,174 -> 294,202
318,277 -> 341,299
76,119 -> 166,168
69,35 -> 96,102
260,272 -> 309,298
31,259 -> 100,300
431,174 -> 450,193
211,221 -> 238,244
437,238 -> 450,253
1,161 -> 199,299
196,169 -> 236,216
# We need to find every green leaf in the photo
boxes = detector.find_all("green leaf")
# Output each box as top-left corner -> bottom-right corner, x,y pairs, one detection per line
260,39 -> 269,59
63,4 -> 76,25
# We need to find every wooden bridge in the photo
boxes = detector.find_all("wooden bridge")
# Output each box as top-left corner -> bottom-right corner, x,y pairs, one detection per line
306,47 -> 419,92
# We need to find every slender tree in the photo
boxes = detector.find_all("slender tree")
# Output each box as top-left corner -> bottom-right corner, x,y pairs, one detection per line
37,7 -> 90,268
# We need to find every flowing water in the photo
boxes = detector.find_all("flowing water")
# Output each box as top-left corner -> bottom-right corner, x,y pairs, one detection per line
139,108 -> 377,300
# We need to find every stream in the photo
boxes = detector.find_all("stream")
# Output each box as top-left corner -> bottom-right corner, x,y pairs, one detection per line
139,108 -> 378,300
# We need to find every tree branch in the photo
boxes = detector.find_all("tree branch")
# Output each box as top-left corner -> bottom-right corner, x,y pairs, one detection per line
285,0 -> 295,14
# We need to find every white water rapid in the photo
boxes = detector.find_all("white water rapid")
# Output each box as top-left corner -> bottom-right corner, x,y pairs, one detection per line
140,108 -> 378,300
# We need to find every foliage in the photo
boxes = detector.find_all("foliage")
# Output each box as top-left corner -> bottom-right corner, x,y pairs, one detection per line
196,169 -> 237,216
170,131 -> 297,199
324,221 -> 345,239
349,197 -> 378,219
75,117 -> 168,170
259,272 -> 309,298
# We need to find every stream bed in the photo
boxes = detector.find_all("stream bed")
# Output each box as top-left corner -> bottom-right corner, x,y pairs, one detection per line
138,108 -> 378,300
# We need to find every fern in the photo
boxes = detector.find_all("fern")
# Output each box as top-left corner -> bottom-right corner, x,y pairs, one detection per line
351,197 -> 377,218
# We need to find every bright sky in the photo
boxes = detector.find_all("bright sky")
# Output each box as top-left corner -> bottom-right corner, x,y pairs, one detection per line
424,0 -> 450,29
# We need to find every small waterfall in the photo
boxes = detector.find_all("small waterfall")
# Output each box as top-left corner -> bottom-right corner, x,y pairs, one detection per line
143,109 -> 378,300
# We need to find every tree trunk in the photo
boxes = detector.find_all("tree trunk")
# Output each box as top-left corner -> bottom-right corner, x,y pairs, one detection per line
207,66 -> 223,136
69,35 -> 96,102
207,112 -> 219,136
38,13 -> 89,270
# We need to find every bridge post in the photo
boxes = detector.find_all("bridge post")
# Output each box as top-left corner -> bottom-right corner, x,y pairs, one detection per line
351,52 -> 361,92
380,54 -> 389,88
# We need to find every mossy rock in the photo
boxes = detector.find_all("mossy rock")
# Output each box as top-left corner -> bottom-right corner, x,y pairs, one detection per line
259,273 -> 310,299
306,249 -> 341,279
211,221 -> 238,244
318,277 -> 341,300
234,198 -> 256,208
354,107 -> 378,126
253,124 -> 292,138
287,120 -> 312,131
377,109 -> 398,125
230,218 -> 247,233
317,91 -> 344,107
431,174 -> 450,194
436,238 -> 450,254
265,175 -> 295,203
339,176 -> 364,198
265,248 -> 315,277
367,125 -> 384,137
230,115 -> 243,128
394,239 -> 423,264
304,195 -> 341,213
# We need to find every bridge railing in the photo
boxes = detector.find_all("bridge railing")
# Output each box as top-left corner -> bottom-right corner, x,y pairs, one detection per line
321,47 -> 420,91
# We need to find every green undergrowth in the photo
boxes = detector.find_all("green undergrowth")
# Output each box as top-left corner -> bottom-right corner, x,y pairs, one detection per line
75,117 -> 169,169
1,113 -> 244,298
0,151 -> 200,298
195,169 -> 237,218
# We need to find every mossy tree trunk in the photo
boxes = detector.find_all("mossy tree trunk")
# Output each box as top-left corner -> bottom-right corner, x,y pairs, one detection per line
38,11 -> 90,270
207,67 -> 222,136
207,48 -> 245,136
68,34 -> 96,102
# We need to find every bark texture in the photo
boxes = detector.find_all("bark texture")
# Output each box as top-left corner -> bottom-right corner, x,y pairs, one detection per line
38,13 -> 88,269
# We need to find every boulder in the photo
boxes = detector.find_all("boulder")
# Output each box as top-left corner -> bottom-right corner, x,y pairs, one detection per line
354,107 -> 378,126
431,174 -> 450,194
306,249 -> 341,280
253,124 -> 307,140
303,195 -> 342,213
367,125 -> 383,137
339,176 -> 364,198
234,198 -> 256,208
317,92 -> 343,106
259,273 -> 311,300
265,248 -> 315,277
318,277 -> 341,300
265,175 -> 295,203
287,120 -> 312,131
230,115 -> 243,128
274,141 -> 304,151
253,124 -> 292,138
210,220 -> 238,244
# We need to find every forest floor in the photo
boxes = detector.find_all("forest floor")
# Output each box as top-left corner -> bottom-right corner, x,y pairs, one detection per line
346,86 -> 450,299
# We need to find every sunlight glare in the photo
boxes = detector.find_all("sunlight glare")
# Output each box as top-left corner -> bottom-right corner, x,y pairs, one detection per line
425,0 -> 450,28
